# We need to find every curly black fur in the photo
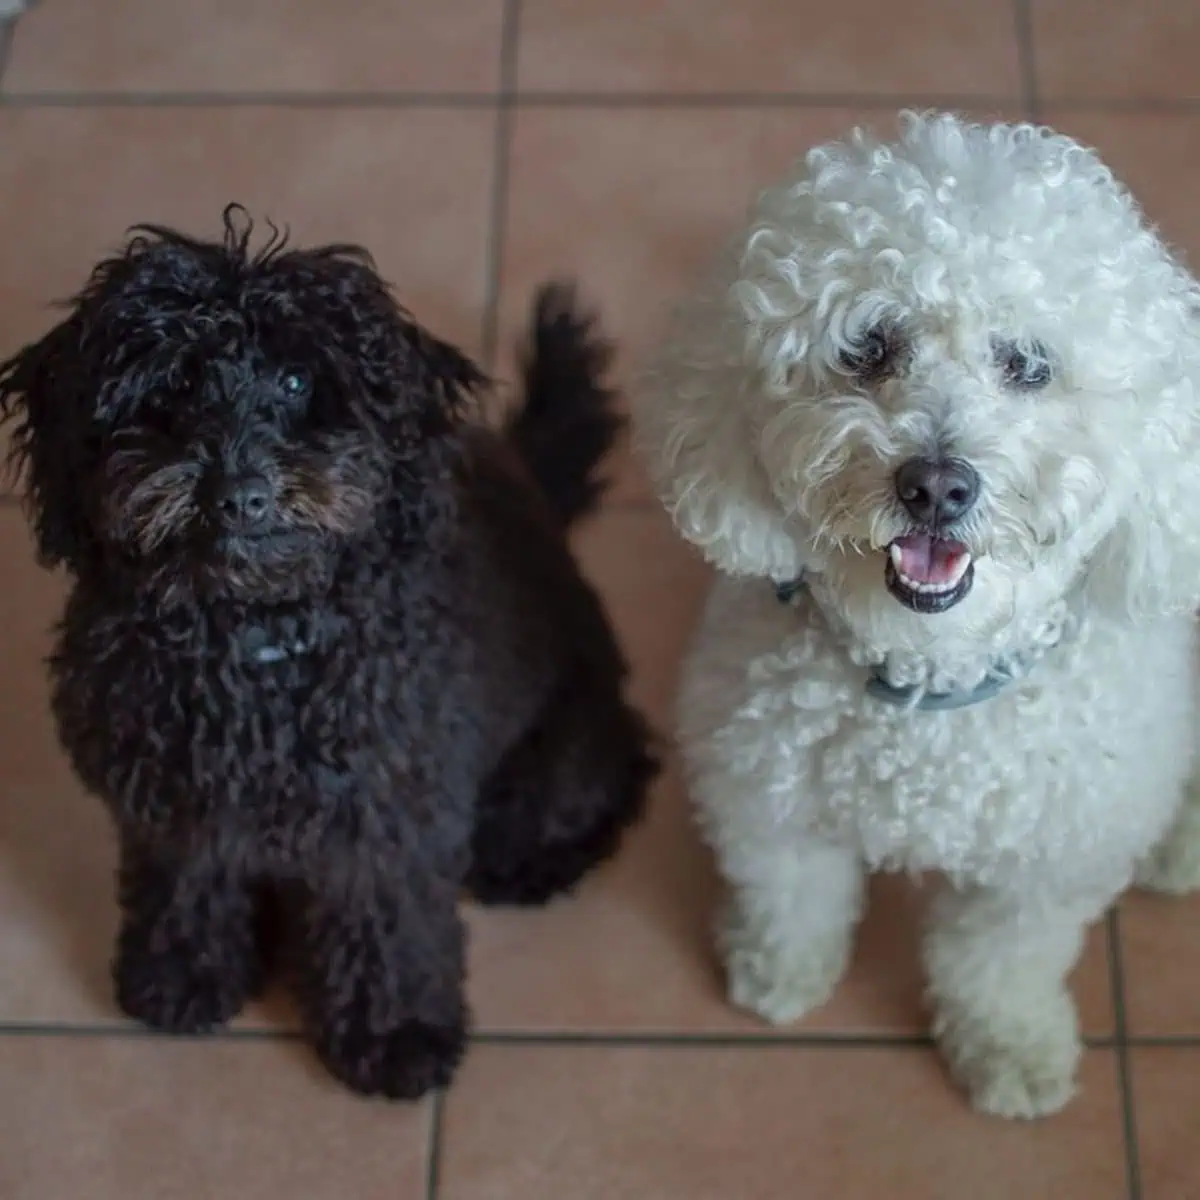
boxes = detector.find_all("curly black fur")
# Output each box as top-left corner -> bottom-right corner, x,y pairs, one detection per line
0,206 -> 656,1099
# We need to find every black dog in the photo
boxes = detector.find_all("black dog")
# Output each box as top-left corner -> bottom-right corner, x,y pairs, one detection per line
0,208 -> 655,1099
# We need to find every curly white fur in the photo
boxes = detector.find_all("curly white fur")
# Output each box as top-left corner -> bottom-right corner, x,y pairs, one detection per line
635,111 -> 1200,1119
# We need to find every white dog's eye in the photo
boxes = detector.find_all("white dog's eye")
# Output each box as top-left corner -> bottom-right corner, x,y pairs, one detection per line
993,339 -> 1053,391
837,325 -> 899,382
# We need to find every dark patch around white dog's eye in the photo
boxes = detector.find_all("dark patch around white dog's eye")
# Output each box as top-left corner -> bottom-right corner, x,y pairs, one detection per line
837,324 -> 901,383
993,338 -> 1053,391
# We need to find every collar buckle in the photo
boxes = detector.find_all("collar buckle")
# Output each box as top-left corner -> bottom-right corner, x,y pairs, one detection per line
240,623 -> 312,666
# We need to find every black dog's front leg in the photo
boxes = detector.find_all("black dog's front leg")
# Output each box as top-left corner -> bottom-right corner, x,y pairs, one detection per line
114,835 -> 270,1033
290,856 -> 468,1101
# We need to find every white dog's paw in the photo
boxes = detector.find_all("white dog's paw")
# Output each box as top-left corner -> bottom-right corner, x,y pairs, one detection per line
1137,793 -> 1200,896
934,994 -> 1080,1120
720,906 -> 850,1026
960,1044 -> 1078,1120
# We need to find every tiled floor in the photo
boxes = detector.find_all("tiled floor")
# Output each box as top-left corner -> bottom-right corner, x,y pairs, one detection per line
1,2 -> 1199,1197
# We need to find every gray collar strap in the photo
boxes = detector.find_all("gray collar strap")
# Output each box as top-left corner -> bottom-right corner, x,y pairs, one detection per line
773,575 -> 1054,712
862,663 -> 1023,711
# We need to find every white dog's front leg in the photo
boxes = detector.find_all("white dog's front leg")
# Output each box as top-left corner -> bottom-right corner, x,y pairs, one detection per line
719,836 -> 864,1026
1136,777 -> 1200,895
923,884 -> 1110,1120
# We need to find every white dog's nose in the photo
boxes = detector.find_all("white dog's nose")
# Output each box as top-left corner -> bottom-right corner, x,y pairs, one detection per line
895,457 -> 980,525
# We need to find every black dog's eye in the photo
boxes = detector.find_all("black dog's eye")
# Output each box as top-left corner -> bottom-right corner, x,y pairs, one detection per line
279,367 -> 313,403
837,325 -> 900,383
993,339 -> 1054,391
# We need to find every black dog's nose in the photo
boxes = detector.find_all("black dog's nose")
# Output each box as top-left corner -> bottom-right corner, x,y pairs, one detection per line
215,475 -> 272,526
894,457 -> 980,525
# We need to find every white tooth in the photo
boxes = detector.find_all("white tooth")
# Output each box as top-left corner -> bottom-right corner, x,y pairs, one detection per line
889,544 -> 904,570
946,553 -> 972,585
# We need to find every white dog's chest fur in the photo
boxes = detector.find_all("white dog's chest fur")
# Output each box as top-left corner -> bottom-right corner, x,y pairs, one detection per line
681,577 -> 1197,890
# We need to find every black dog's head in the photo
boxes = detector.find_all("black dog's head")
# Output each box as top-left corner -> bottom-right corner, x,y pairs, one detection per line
0,205 -> 484,603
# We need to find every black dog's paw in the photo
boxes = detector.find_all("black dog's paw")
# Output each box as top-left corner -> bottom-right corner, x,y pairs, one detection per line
114,933 -> 258,1034
315,1016 -> 466,1100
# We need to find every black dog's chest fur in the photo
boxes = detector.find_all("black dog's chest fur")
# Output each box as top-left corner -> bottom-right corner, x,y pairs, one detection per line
48,486 -> 549,876
53,594 -> 462,875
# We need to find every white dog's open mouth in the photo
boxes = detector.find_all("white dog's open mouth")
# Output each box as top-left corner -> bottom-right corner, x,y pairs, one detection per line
885,534 -> 974,614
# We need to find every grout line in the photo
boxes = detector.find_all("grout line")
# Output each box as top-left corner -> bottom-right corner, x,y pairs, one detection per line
0,90 -> 499,109
1012,0 -> 1041,121
0,1020 -> 1171,1049
473,1030 -> 1130,1049
424,1090 -> 446,1200
0,1019 -> 302,1040
0,1021 -> 936,1047
467,91 -> 1021,112
1107,908 -> 1145,1200
478,0 -> 522,370
0,19 -> 13,89
1118,1034 -> 1200,1048
4,88 -> 1200,115
473,1030 -> 935,1050
0,89 -> 1022,112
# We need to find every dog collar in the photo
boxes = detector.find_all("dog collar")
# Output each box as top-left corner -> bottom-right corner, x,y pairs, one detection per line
773,575 -> 1053,712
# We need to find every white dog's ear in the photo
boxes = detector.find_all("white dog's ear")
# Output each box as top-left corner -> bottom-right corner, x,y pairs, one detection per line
633,282 -> 802,581
1084,373 -> 1200,619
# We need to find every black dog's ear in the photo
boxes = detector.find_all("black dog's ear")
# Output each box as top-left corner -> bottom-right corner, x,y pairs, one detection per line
0,315 -> 93,570
406,323 -> 489,432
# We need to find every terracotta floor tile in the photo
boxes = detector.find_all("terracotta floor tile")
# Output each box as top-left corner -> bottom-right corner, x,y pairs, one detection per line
0,510 -> 116,1022
439,1044 -> 1128,1200
467,508 -> 1114,1036
0,1037 -> 431,1200
495,105 -> 1021,501
0,106 -> 492,358
1116,891 -> 1200,1036
1042,111 -> 1200,271
4,0 -> 503,94
516,0 -> 1021,97
1034,0 -> 1200,102
1130,1046 -> 1200,1199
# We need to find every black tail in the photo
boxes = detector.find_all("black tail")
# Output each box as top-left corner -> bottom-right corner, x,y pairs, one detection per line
505,282 -> 623,527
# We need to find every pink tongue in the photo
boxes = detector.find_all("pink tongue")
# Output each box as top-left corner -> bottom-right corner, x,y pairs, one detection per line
893,534 -> 968,584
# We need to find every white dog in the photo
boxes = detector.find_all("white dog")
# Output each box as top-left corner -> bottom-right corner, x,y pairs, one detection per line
634,110 -> 1200,1119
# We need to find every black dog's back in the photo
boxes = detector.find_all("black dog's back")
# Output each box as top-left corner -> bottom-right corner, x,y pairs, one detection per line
504,284 -> 624,529
455,286 -> 657,907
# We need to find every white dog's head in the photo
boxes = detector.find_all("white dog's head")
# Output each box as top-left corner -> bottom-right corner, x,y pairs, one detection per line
637,111 -> 1200,653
